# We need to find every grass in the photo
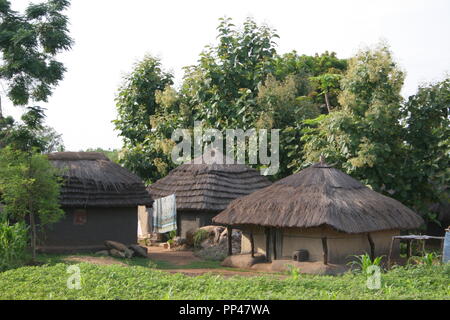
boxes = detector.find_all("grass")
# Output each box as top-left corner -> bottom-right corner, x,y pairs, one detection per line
0,255 -> 448,300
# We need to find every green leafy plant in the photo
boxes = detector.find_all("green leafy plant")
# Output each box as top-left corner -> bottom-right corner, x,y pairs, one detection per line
408,252 -> 441,267
193,229 -> 209,248
348,253 -> 384,273
0,221 -> 29,272
168,230 -> 177,240
285,264 -> 301,280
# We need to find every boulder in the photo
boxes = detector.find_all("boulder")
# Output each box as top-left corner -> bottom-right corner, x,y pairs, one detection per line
221,254 -> 266,268
105,240 -> 128,251
109,249 -> 126,259
129,245 -> 149,258
172,237 -> 186,246
199,226 -> 225,243
105,240 -> 134,258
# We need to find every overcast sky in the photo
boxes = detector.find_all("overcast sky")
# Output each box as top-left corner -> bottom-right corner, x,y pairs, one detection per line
2,0 -> 450,151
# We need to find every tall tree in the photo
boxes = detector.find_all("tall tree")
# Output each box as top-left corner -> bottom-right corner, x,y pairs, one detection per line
0,105 -> 64,153
0,147 -> 64,261
113,55 -> 174,182
303,44 -> 408,200
183,17 -> 279,129
0,0 -> 73,106
401,78 -> 450,218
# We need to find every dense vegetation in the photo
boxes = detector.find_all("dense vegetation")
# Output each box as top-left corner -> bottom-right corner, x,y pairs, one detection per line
0,0 -> 72,268
0,262 -> 448,300
114,18 -> 449,225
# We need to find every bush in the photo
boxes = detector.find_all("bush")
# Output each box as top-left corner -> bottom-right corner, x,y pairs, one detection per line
193,229 -> 209,248
347,253 -> 384,273
0,221 -> 29,272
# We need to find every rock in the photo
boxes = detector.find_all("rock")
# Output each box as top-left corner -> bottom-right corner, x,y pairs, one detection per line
109,249 -> 126,259
129,245 -> 148,258
221,254 -> 266,268
105,240 -> 128,251
94,250 -> 110,256
172,236 -> 186,246
200,238 -> 214,249
105,240 -> 133,258
199,226 -> 225,243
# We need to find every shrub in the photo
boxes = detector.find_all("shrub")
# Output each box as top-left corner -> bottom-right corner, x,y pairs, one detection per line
193,229 -> 209,248
347,253 -> 384,273
0,221 -> 29,272
408,252 -> 441,267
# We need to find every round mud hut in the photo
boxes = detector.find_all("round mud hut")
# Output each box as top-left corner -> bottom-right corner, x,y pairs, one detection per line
213,163 -> 424,265
42,152 -> 153,252
147,150 -> 272,238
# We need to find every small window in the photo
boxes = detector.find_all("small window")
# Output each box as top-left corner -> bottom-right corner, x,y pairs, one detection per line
73,209 -> 87,225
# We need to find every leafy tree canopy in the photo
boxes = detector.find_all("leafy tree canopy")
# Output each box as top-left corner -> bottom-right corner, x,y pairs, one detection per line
0,0 -> 73,105
0,146 -> 64,259
0,106 -> 64,153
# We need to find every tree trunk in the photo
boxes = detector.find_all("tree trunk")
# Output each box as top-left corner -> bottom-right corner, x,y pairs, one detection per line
324,92 -> 331,113
30,211 -> 37,262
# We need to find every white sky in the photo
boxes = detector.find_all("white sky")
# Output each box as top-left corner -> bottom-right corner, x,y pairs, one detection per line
2,0 -> 450,151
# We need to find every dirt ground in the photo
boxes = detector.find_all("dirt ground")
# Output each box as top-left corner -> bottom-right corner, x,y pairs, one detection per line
64,255 -> 127,266
147,246 -> 202,266
62,246 -> 282,278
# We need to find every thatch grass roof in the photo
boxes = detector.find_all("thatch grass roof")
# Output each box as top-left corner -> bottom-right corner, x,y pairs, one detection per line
48,152 -> 152,208
147,150 -> 272,212
213,163 -> 424,233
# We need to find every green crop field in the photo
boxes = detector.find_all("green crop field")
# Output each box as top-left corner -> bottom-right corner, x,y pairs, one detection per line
0,259 -> 448,300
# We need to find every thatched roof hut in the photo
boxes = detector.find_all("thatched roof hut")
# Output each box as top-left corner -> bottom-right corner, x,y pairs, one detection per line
213,163 -> 424,264
148,150 -> 271,237
42,152 -> 152,250
48,152 -> 152,207
214,163 -> 423,232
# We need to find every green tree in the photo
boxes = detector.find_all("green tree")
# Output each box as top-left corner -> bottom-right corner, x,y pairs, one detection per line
183,17 -> 279,129
273,51 -> 347,113
113,55 -> 174,182
256,74 -> 320,178
114,18 -> 348,182
0,106 -> 64,153
302,44 -> 408,201
401,78 -> 450,218
0,0 -> 73,106
85,148 -> 120,163
0,147 -> 64,261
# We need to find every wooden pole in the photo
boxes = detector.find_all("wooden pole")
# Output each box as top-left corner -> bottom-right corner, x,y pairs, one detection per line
265,227 -> 271,262
250,232 -> 255,258
321,237 -> 328,265
407,240 -> 412,258
227,226 -> 232,256
387,237 -> 395,268
367,233 -> 375,261
272,228 -> 277,261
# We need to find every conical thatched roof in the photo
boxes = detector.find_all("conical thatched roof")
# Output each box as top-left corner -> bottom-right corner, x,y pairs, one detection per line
48,152 -> 153,208
213,163 -> 424,233
147,150 -> 272,212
